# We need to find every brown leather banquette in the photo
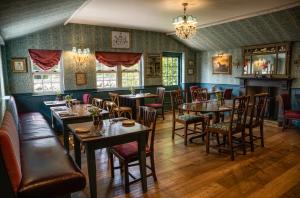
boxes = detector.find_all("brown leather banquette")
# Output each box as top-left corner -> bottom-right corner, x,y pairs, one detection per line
0,96 -> 86,198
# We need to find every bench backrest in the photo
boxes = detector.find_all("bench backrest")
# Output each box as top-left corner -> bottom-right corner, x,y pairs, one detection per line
0,111 -> 22,193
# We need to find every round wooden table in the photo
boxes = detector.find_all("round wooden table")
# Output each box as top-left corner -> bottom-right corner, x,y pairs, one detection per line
178,100 -> 234,143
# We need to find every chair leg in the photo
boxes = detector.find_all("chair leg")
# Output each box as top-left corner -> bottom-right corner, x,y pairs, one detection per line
241,130 -> 246,155
161,107 -> 165,120
124,163 -> 130,193
282,117 -> 286,131
216,133 -> 220,145
260,124 -> 264,147
206,130 -> 210,153
228,134 -> 234,161
109,152 -> 115,178
172,121 -> 175,140
184,124 -> 188,146
249,127 -> 254,152
150,153 -> 157,181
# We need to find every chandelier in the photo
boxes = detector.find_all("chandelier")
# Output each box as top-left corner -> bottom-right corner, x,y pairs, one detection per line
173,3 -> 197,39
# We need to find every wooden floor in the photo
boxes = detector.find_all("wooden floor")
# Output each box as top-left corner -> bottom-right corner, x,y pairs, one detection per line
72,113 -> 300,198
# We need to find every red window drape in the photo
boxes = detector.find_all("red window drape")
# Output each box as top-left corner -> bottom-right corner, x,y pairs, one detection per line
95,51 -> 142,67
28,49 -> 62,71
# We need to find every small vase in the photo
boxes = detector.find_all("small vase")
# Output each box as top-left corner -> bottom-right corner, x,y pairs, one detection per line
92,115 -> 103,130
66,101 -> 73,108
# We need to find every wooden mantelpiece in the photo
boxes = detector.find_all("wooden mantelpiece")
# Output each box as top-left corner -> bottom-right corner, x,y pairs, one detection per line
237,77 -> 294,92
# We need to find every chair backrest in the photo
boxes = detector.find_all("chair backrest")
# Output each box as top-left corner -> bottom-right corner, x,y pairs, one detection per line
249,93 -> 268,126
109,92 -> 120,107
190,86 -> 199,101
82,93 -> 91,104
280,93 -> 291,111
223,89 -> 233,100
156,87 -> 165,104
191,88 -> 208,102
138,106 -> 157,152
170,90 -> 184,119
229,95 -> 250,133
92,98 -> 104,108
103,101 -> 116,119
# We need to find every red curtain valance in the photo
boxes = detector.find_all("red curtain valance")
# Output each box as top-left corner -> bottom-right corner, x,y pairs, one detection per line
28,49 -> 62,71
95,51 -> 142,67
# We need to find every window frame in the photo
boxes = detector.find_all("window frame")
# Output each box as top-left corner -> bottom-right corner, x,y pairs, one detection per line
162,52 -> 182,86
31,59 -> 64,94
96,58 -> 143,89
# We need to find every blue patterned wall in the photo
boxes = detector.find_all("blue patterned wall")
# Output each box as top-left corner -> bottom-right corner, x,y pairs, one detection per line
4,23 -> 198,94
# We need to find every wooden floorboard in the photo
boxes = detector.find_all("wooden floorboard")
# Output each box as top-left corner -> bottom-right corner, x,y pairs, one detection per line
71,113 -> 300,198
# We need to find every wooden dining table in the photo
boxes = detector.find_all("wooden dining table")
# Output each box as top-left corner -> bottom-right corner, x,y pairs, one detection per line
50,104 -> 109,153
119,93 -> 158,120
68,119 -> 151,198
43,99 -> 79,107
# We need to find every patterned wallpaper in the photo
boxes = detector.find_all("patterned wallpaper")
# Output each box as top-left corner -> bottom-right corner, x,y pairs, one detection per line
179,6 -> 300,51
4,23 -> 197,94
199,43 -> 300,88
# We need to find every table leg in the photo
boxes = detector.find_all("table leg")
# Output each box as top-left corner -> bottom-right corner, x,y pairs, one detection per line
86,145 -> 97,198
138,133 -> 147,192
63,123 -> 69,153
51,111 -> 54,128
136,98 -> 141,120
73,134 -> 81,168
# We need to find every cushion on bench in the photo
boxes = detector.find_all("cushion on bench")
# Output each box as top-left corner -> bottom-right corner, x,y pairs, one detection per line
0,111 -> 22,193
19,112 -> 46,123
20,119 -> 55,141
18,137 -> 86,197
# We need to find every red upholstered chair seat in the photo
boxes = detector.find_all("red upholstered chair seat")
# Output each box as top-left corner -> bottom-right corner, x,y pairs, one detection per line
285,111 -> 300,119
112,142 -> 151,160
145,103 -> 163,108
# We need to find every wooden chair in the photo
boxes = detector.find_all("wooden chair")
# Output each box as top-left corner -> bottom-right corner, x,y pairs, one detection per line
245,93 -> 268,152
92,97 -> 104,108
145,87 -> 165,120
108,92 -> 132,119
205,95 -> 250,161
170,90 -> 209,146
280,93 -> 300,130
109,106 -> 157,193
223,89 -> 233,100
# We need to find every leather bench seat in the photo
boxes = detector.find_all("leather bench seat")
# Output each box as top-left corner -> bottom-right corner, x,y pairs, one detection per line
19,119 -> 55,141
19,112 -> 46,123
18,137 -> 86,198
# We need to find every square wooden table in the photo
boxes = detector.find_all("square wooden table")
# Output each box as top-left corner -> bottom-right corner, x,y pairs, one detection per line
119,93 -> 158,120
68,120 -> 151,198
50,104 -> 108,153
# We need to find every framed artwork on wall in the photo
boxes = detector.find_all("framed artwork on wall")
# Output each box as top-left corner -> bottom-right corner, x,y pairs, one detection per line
188,60 -> 194,75
146,53 -> 161,77
75,72 -> 87,86
11,58 -> 27,73
111,31 -> 130,49
212,55 -> 232,74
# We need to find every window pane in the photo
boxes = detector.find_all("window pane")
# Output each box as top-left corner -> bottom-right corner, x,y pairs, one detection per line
33,73 -> 61,93
96,73 -> 117,88
162,56 -> 179,86
122,72 -> 140,87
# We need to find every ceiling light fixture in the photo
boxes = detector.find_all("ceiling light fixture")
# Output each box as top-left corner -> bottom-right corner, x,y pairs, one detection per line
173,3 -> 197,40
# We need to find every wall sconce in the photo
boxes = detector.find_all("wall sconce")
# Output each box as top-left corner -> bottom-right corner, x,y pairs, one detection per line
72,47 -> 90,72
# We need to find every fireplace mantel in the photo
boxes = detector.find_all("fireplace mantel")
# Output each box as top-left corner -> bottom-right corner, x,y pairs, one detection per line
236,76 -> 294,90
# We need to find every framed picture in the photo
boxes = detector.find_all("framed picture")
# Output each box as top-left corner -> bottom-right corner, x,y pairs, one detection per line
146,54 -> 161,77
212,55 -> 232,74
75,72 -> 87,86
111,31 -> 130,49
11,58 -> 27,73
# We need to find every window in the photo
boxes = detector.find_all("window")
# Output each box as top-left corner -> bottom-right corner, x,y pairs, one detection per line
96,60 -> 142,88
162,52 -> 182,86
32,61 -> 63,93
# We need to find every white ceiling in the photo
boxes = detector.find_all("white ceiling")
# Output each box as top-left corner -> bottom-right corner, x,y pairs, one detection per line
69,0 -> 300,33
